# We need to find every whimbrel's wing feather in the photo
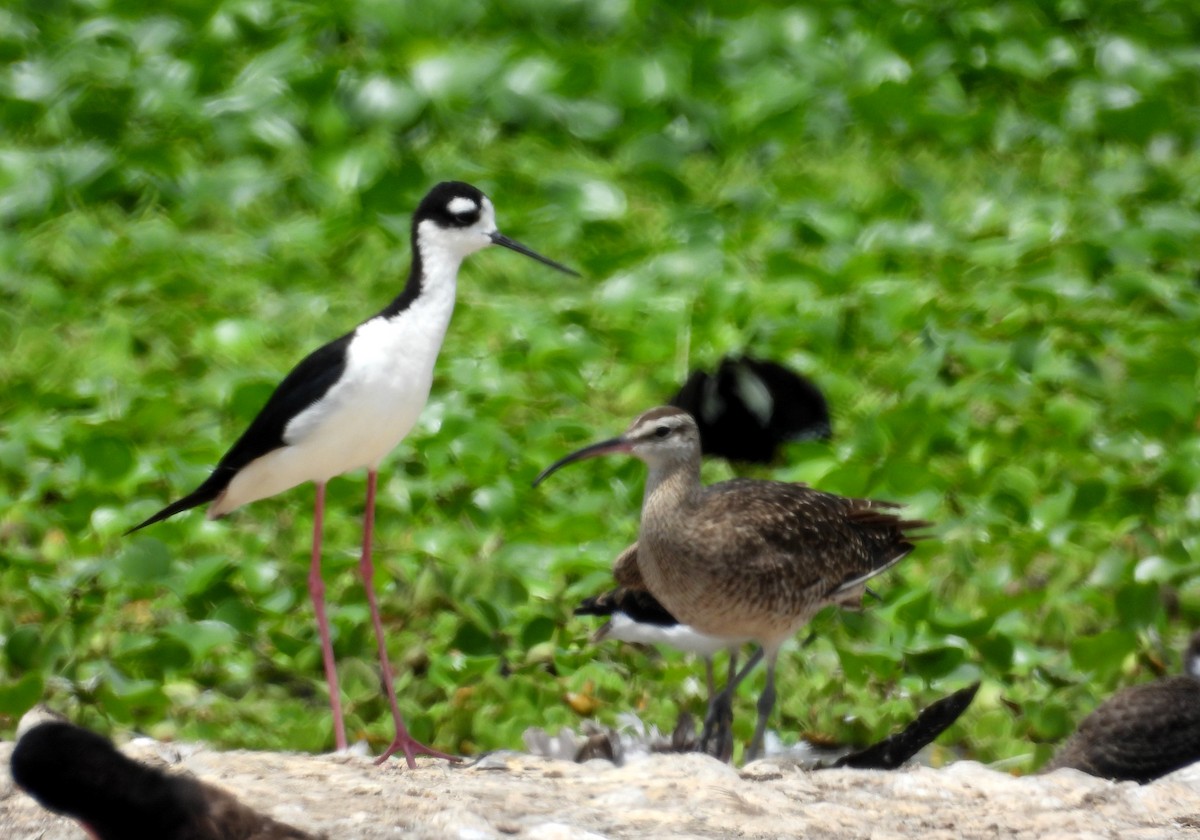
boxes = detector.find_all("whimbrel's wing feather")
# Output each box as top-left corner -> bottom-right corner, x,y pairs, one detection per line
611,542 -> 646,590
693,480 -> 927,588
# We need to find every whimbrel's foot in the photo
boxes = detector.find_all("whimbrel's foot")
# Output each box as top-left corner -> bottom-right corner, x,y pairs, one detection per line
374,734 -> 461,768
698,693 -> 735,760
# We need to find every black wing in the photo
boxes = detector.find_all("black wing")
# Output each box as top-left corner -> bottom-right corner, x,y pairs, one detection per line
575,587 -> 682,628
126,331 -> 352,533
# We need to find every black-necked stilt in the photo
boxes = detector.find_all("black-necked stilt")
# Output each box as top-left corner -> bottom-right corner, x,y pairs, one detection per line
127,181 -> 576,766
669,355 -> 831,464
11,716 -> 316,840
1043,631 -> 1200,783
535,406 -> 928,760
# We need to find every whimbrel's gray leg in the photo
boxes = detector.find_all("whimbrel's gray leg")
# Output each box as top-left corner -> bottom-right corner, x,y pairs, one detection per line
747,651 -> 778,761
698,650 -> 738,759
699,647 -> 764,757
714,649 -> 742,761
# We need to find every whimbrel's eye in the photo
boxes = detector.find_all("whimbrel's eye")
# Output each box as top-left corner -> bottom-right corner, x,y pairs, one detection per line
654,425 -> 670,438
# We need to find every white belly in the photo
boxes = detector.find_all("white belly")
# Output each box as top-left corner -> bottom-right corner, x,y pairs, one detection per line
210,285 -> 455,515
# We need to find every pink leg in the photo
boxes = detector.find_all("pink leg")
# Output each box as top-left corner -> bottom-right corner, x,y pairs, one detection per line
308,482 -> 348,751
359,470 -> 459,767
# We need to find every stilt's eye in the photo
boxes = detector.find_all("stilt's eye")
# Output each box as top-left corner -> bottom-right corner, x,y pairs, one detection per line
445,197 -> 480,226
654,425 -> 670,438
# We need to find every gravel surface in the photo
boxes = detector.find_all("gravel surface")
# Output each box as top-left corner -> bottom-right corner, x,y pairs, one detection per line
3,739 -> 1199,839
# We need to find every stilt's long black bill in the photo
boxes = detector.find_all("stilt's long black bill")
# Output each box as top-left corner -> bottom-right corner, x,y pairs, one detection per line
490,232 -> 579,276
532,437 -> 630,487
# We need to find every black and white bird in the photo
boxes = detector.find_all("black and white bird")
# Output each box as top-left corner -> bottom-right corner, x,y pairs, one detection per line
669,355 -> 831,464
10,717 -> 316,840
127,181 -> 576,766
574,574 -> 743,691
574,571 -> 754,761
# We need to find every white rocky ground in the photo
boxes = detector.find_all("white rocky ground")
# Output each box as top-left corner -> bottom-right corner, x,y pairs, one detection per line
2,739 -> 1199,839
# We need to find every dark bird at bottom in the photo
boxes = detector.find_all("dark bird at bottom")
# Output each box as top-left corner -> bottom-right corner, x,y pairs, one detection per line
1043,631 -> 1200,783
10,720 -> 318,840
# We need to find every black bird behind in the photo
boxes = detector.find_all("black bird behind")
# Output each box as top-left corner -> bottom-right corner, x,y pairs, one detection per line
669,355 -> 831,464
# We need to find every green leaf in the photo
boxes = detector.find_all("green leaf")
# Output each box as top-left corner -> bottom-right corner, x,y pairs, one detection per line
5,624 -> 43,670
117,540 -> 173,584
0,672 -> 45,715
1070,630 -> 1138,677
81,436 -> 135,481
906,645 -> 967,681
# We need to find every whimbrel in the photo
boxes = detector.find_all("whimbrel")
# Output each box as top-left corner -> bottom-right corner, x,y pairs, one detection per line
1044,631 -> 1200,783
669,355 -> 831,463
126,182 -> 576,764
536,405 -> 929,759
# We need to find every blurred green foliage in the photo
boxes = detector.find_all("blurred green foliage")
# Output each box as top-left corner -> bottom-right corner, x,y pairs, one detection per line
2,0 -> 1199,772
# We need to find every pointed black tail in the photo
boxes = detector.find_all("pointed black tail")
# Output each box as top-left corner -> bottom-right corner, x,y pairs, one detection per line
124,472 -> 228,535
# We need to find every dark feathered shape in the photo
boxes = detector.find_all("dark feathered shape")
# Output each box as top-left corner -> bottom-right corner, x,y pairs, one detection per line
669,355 -> 831,464
575,586 -> 680,628
11,721 -> 317,840
832,682 -> 980,770
124,334 -> 353,533
1044,632 -> 1200,783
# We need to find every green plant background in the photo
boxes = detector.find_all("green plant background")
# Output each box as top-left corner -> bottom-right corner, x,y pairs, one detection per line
2,0 -> 1199,773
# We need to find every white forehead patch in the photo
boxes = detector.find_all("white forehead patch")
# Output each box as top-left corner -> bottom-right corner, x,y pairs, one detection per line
447,196 -> 478,215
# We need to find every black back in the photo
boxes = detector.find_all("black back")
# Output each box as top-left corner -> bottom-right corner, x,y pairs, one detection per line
125,333 -> 352,532
575,587 -> 681,628
669,355 -> 831,464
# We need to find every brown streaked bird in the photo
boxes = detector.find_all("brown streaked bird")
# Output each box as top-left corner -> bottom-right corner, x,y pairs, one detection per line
536,406 -> 930,759
10,719 -> 318,840
1043,631 -> 1200,783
